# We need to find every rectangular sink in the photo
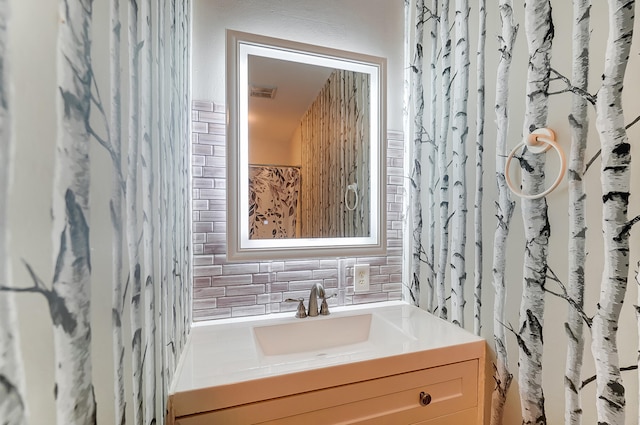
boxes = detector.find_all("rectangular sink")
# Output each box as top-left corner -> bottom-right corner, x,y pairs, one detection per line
253,312 -> 413,356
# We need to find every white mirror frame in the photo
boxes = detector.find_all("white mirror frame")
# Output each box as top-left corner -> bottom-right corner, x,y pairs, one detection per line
226,30 -> 387,261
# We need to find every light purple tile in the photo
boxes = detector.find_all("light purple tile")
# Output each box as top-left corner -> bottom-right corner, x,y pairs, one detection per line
389,157 -> 404,168
355,257 -> 387,266
388,203 -> 402,213
198,133 -> 225,145
382,283 -> 402,292
193,286 -> 225,298
322,279 -> 338,289
284,260 -> 320,271
203,243 -> 225,255
389,274 -> 402,283
313,269 -> 338,279
257,293 -> 283,304
386,255 -> 402,265
370,274 -> 390,284
193,222 -> 213,233
353,293 -> 389,304
388,292 -> 403,301
192,100 -> 214,111
387,239 -> 403,247
202,167 -> 225,178
213,254 -> 227,264
222,263 -> 260,275
380,265 -> 402,275
319,259 -> 338,269
387,139 -> 404,150
252,273 -> 270,284
288,280 -> 323,291
193,308 -> 231,320
386,166 -> 403,176
232,305 -> 266,318
205,233 -> 226,244
212,274 -> 253,286
199,111 -> 222,123
193,178 -> 214,189
269,262 -> 285,272
192,200 -> 209,210
192,155 -> 206,166
200,188 -> 226,200
205,156 -> 225,167
193,255 -> 214,266
276,270 -> 313,281
209,200 -> 226,211
193,276 -> 212,288
200,210 -> 226,222
192,121 -> 208,133
193,265 -> 222,277
387,148 -> 403,158
388,175 -> 404,186
192,143 -> 213,156
208,123 -> 226,135
270,282 -> 288,292
227,284 -> 265,296
218,295 -> 257,308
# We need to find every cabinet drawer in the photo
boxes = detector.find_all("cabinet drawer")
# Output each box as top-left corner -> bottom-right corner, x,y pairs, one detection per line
176,359 -> 478,425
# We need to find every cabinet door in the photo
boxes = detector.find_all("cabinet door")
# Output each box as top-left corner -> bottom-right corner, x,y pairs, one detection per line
176,360 -> 479,425
410,407 -> 478,425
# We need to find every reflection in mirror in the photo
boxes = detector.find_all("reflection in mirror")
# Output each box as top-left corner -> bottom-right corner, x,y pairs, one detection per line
248,55 -> 370,239
227,30 -> 386,260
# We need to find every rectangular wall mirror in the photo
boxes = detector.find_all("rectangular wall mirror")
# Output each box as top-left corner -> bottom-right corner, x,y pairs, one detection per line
226,30 -> 387,260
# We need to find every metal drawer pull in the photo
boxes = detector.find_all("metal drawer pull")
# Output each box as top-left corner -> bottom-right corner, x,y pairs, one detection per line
419,391 -> 432,406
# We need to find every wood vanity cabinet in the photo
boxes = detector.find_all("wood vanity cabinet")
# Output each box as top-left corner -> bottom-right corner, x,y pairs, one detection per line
171,344 -> 485,425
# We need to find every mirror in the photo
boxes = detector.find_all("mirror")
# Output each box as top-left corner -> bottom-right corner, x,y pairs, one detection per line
226,30 -> 386,260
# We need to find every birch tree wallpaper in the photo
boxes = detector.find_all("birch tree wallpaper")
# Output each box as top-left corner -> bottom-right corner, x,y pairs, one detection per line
405,0 -> 640,424
3,0 -> 640,424
0,0 -> 192,424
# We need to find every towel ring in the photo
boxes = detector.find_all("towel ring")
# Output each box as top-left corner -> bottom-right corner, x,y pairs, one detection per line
505,128 -> 567,200
345,183 -> 358,211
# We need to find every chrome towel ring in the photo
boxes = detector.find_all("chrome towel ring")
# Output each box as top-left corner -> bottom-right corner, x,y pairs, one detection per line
505,128 -> 567,199
345,183 -> 359,211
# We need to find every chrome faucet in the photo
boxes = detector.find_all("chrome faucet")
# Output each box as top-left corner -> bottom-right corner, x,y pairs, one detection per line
307,282 -> 326,317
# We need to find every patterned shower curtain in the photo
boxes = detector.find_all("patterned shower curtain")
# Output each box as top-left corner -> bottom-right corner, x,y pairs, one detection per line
249,165 -> 301,239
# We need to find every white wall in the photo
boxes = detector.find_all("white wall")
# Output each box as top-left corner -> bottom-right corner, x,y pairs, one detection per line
191,0 -> 404,132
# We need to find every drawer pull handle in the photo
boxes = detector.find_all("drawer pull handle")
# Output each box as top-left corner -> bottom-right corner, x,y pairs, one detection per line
419,391 -> 432,406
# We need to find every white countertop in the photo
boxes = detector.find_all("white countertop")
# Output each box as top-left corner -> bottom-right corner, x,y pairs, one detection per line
171,301 -> 484,395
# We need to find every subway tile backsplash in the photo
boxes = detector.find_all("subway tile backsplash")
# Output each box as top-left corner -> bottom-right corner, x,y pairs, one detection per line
191,100 -> 404,321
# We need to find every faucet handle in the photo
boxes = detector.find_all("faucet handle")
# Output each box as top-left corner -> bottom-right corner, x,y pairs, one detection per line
319,293 -> 337,316
285,298 -> 307,318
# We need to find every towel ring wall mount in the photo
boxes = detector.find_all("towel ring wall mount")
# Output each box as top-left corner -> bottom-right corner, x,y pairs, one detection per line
505,128 -> 567,200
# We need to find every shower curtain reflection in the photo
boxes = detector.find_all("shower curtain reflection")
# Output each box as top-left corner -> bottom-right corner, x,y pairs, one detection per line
249,165 -> 301,239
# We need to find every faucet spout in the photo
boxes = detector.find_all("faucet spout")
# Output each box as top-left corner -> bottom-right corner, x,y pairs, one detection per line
307,282 -> 325,317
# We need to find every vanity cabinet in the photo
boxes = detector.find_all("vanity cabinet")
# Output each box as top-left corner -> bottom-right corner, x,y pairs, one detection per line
172,356 -> 483,425
168,303 -> 486,425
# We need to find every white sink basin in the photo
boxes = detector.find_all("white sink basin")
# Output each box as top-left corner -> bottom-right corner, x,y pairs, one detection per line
253,312 -> 411,356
